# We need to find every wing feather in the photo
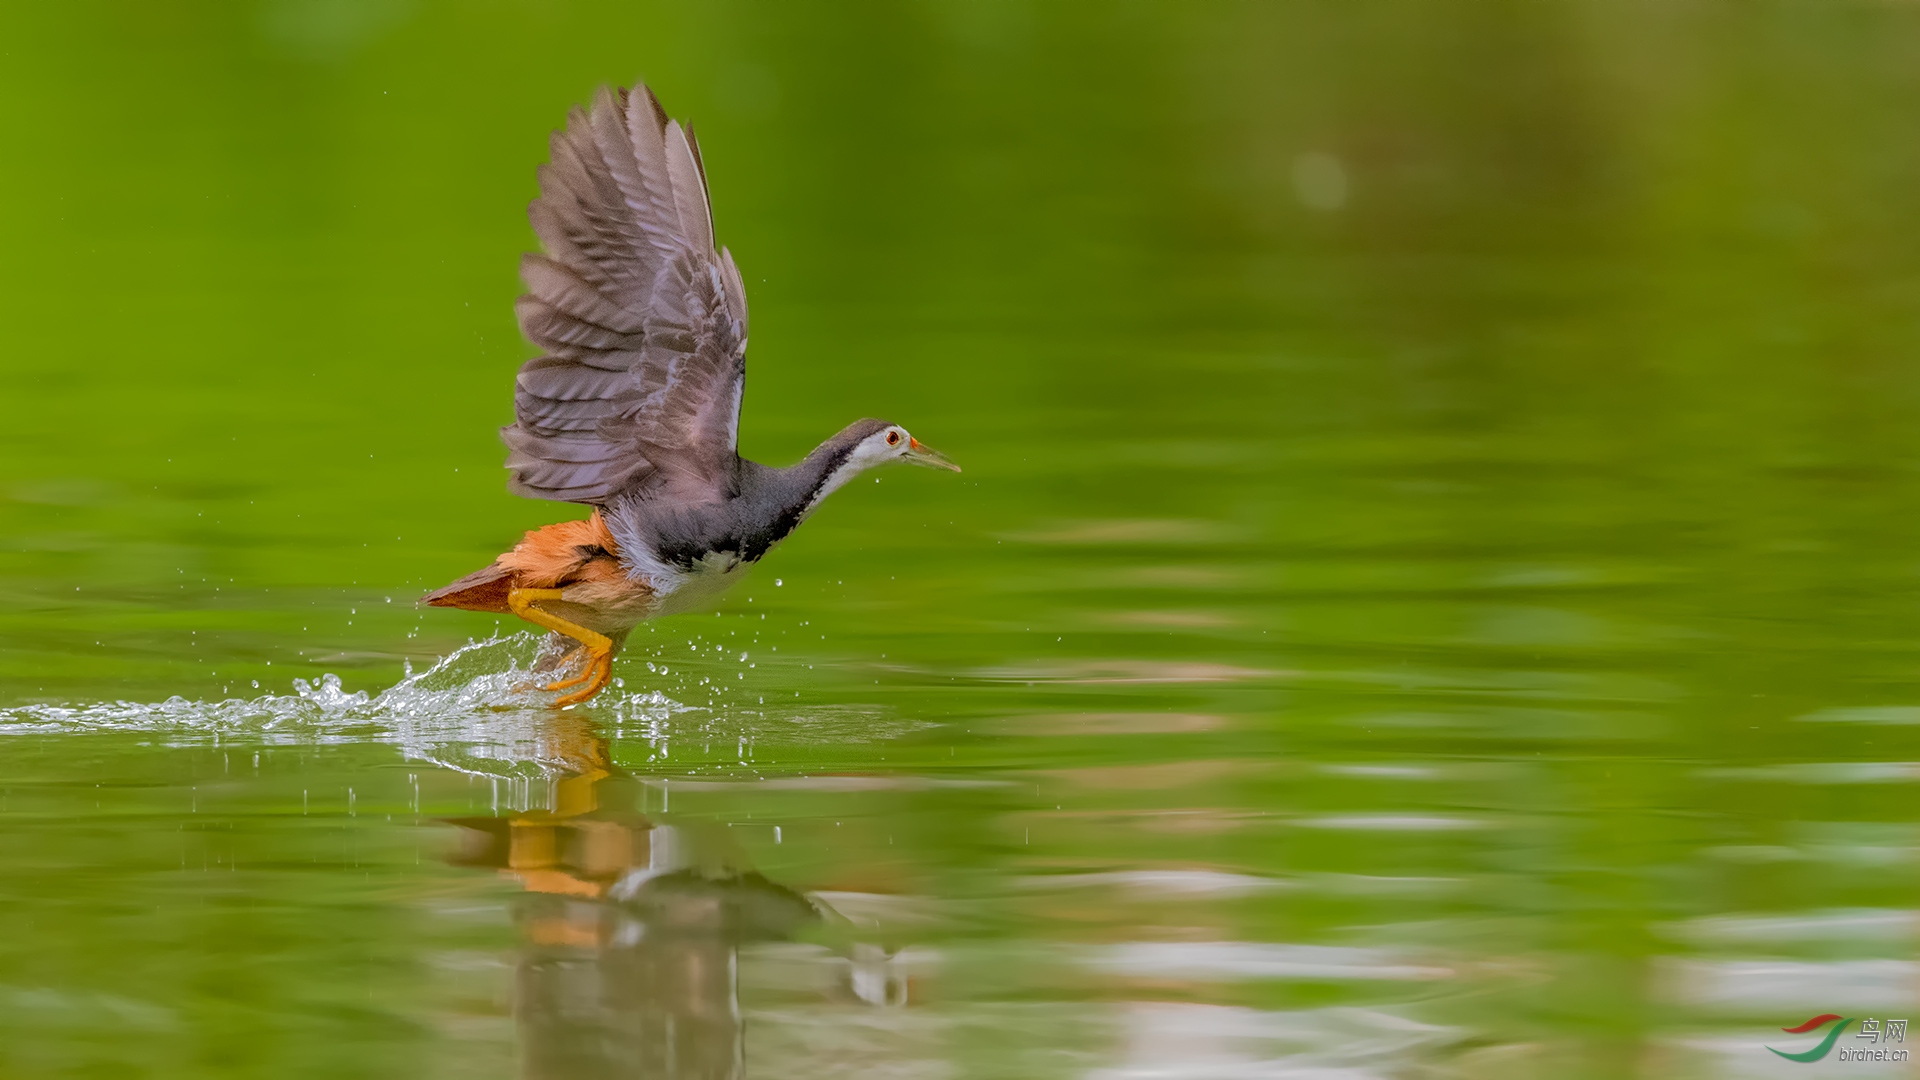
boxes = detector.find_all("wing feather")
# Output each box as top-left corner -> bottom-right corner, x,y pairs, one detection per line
621,87 -> 685,257
718,247 -> 747,325
514,357 -> 630,432
515,295 -> 647,353
663,121 -> 715,259
501,83 -> 749,505
520,255 -> 646,333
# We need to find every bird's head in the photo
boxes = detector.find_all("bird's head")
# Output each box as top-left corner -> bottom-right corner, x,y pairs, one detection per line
844,419 -> 961,474
792,418 -> 962,522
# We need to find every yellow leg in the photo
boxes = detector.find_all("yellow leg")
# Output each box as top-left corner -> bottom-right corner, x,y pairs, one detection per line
508,589 -> 615,707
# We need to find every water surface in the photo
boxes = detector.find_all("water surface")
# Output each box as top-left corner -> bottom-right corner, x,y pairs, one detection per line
5,3 -> 1920,1077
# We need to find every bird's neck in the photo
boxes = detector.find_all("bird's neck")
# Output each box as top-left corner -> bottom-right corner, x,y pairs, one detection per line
761,425 -> 875,518
608,421 -> 881,575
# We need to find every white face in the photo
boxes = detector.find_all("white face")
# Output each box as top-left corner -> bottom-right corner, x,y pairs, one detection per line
850,424 -> 959,473
852,425 -> 915,467
802,426 -> 916,518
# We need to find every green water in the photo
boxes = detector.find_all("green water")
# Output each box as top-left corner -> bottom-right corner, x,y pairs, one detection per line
5,2 -> 1920,1076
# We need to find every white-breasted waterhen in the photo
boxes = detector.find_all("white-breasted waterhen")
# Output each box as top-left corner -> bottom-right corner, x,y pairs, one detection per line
424,83 -> 960,706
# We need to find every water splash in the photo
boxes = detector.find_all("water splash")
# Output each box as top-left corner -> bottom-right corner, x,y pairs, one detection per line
0,633 -> 694,778
0,631 -> 937,784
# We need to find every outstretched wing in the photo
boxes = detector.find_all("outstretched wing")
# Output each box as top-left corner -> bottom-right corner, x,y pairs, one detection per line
503,83 -> 750,505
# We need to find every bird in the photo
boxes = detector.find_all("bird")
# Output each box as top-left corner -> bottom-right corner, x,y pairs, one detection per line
422,82 -> 959,707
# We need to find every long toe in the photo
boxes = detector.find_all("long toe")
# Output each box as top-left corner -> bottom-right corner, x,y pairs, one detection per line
551,652 -> 613,708
539,645 -> 593,691
542,659 -> 595,693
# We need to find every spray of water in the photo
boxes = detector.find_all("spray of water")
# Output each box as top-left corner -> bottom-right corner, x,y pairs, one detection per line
0,632 -> 692,779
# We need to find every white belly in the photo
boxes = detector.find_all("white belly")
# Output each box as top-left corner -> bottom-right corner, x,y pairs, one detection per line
649,550 -> 752,617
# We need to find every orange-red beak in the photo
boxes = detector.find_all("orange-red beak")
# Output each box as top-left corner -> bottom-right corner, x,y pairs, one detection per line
905,436 -> 961,472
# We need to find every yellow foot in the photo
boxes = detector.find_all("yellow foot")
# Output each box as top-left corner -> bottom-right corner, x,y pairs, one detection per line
507,588 -> 616,708
543,666 -> 593,694
551,650 -> 613,708
544,645 -> 613,695
541,644 -> 592,691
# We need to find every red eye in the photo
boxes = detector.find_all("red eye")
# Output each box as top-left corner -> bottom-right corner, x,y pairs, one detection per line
886,430 -> 901,446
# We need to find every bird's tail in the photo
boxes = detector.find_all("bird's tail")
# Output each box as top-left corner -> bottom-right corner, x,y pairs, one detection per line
421,563 -> 514,613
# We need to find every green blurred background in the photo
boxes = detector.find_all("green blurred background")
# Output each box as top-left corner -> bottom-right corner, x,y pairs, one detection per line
3,2 -> 1920,1077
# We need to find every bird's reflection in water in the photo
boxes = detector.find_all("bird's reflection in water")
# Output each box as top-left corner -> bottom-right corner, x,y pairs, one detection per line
444,716 -> 903,1079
